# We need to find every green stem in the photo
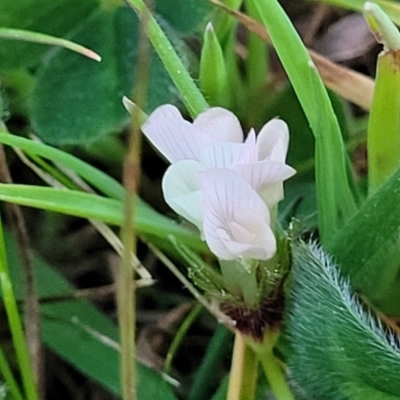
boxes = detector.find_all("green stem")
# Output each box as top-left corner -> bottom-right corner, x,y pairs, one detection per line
0,212 -> 38,400
227,331 -> 258,400
126,0 -> 209,117
164,303 -> 203,375
0,344 -> 24,400
259,351 -> 294,400
247,330 -> 294,400
118,191 -> 137,400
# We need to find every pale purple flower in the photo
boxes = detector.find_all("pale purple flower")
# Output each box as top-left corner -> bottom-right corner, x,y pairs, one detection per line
141,105 -> 296,260
200,168 -> 276,260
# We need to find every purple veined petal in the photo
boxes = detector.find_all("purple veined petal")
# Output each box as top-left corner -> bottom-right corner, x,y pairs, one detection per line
142,105 -> 216,163
236,162 -> 296,189
236,129 -> 258,164
194,107 -> 244,143
200,168 -> 276,260
162,160 -> 205,231
257,119 -> 290,162
200,142 -> 246,169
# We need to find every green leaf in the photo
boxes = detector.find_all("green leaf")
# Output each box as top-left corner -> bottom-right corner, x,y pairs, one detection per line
327,166 -> 400,315
287,241 -> 400,400
253,0 -> 358,242
0,184 -> 205,252
0,0 -> 97,69
367,51 -> 400,193
3,233 -> 178,399
154,0 -> 212,34
189,326 -> 232,400
127,0 -> 209,118
0,28 -> 100,61
31,5 -> 179,145
365,3 -> 400,193
0,131 -> 125,200
199,23 -> 228,106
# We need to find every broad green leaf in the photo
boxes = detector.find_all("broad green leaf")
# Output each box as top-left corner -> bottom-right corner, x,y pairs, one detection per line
0,0 -> 97,69
3,233 -> 178,399
154,0 -> 212,34
327,166 -> 400,315
0,184 -> 205,252
253,0 -> 358,242
31,5 -> 179,144
288,241 -> 400,400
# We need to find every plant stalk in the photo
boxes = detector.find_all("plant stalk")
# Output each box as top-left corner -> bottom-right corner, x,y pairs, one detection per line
259,350 -> 294,400
118,2 -> 151,399
0,211 -> 38,400
227,331 -> 258,400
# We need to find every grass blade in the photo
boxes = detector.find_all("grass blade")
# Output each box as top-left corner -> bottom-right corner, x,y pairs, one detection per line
252,0 -> 357,241
0,213 -> 38,400
0,28 -> 100,61
126,0 -> 208,117
0,184 -> 205,251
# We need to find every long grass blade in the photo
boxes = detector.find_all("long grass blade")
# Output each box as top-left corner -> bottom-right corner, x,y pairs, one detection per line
252,0 -> 358,241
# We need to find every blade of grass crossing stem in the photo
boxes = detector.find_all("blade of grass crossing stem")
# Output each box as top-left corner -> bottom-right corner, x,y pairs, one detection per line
0,133 -> 206,251
0,212 -> 38,400
0,184 -> 206,252
0,131 -> 125,201
252,0 -> 357,241
126,0 -> 208,117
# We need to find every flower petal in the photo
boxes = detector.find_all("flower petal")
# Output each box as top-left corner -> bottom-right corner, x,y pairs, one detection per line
200,168 -> 276,260
162,160 -> 205,231
256,119 -> 289,162
142,105 -> 215,163
200,142 -> 246,169
236,161 -> 296,189
194,107 -> 244,143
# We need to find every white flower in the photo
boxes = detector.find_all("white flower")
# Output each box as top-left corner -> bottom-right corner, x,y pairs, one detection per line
141,104 -> 243,163
141,105 -> 296,260
200,168 -> 276,260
